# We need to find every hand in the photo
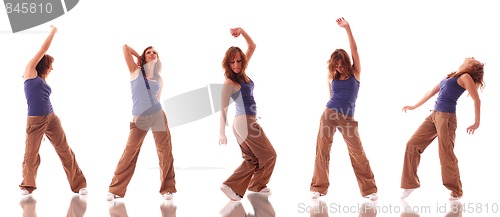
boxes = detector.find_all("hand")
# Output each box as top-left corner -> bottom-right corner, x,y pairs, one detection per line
50,25 -> 58,33
336,17 -> 349,29
466,123 -> 479,134
402,105 -> 416,113
219,134 -> 227,145
230,27 -> 244,38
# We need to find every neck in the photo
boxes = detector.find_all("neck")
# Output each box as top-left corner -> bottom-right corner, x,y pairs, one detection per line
336,72 -> 349,80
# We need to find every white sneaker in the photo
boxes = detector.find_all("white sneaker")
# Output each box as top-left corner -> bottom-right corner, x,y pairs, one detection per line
449,195 -> 462,201
163,192 -> 173,200
106,192 -> 119,201
311,191 -> 325,199
78,188 -> 88,195
400,189 -> 414,199
259,187 -> 271,193
220,184 -> 241,201
364,193 -> 378,201
21,189 -> 31,196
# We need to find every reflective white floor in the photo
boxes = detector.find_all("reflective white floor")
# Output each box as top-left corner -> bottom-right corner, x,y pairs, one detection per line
2,116 -> 498,216
6,167 -> 500,217
3,151 -> 499,216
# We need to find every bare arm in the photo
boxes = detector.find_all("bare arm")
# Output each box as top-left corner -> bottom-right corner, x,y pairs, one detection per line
219,79 -> 236,145
123,44 -> 140,73
24,26 -> 57,80
230,27 -> 256,62
337,17 -> 360,80
402,83 -> 440,112
154,60 -> 164,100
157,77 -> 163,100
328,80 -> 332,98
458,73 -> 481,134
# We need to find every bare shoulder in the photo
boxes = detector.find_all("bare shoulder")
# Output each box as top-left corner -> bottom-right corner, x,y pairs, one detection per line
23,67 -> 37,80
457,73 -> 474,88
459,73 -> 473,79
223,77 -> 238,86
457,73 -> 473,82
129,68 -> 141,81
223,77 -> 240,93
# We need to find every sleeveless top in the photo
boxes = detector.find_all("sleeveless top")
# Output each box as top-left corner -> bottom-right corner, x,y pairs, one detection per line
434,76 -> 466,113
24,76 -> 53,116
131,72 -> 161,116
231,78 -> 257,116
326,76 -> 360,116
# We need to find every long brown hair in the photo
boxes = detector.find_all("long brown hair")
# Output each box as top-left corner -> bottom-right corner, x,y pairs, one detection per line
35,54 -> 54,79
139,46 -> 161,79
447,61 -> 485,90
222,46 -> 248,83
327,49 -> 353,80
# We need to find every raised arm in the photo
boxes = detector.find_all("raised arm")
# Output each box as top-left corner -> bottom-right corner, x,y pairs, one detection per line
24,26 -> 57,80
219,79 -> 236,145
230,27 -> 256,62
336,17 -> 360,80
458,73 -> 481,134
123,44 -> 140,73
402,83 -> 440,112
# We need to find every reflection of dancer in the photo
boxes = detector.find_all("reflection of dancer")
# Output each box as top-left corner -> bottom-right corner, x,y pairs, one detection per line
219,201 -> 246,217
310,200 -> 328,217
310,17 -> 377,201
359,202 -> 377,217
108,200 -> 128,217
20,196 -> 37,217
219,27 -> 277,201
107,45 -> 176,201
445,202 -> 462,217
160,201 -> 177,217
247,193 -> 275,217
400,200 -> 420,217
400,57 -> 484,201
20,25 -> 87,196
66,195 -> 87,217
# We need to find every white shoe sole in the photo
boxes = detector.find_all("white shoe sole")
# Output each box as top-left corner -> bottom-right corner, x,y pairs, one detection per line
220,184 -> 241,201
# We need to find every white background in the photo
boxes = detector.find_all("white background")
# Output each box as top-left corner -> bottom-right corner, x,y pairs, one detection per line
1,0 -> 499,216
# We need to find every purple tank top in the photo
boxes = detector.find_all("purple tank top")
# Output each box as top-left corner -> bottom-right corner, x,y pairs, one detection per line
326,76 -> 360,116
131,75 -> 161,116
434,76 -> 465,113
24,76 -> 53,116
231,78 -> 257,116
